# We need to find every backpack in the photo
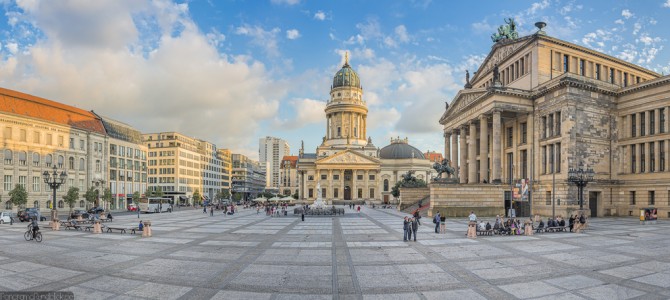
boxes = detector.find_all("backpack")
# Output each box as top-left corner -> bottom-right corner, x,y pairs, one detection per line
579,216 -> 585,224
433,215 -> 437,224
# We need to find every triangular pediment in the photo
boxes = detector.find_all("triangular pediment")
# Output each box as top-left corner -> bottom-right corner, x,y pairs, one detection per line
471,35 -> 535,84
440,89 -> 488,124
316,149 -> 380,165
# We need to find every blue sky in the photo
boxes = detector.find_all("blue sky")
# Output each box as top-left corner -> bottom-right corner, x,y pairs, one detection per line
0,0 -> 669,159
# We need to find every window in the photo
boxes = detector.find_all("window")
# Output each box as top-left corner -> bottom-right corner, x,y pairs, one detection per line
369,188 -> 375,198
58,135 -> 63,147
95,160 -> 101,172
80,139 -> 85,150
321,188 -> 326,198
661,108 -> 666,133
579,59 -> 585,76
358,188 -> 363,198
383,179 -> 389,192
630,191 -> 636,205
3,127 -> 11,140
556,143 -> 561,172
69,157 -> 75,169
58,200 -> 64,208
640,112 -> 646,136
46,133 -> 52,145
661,141 -> 665,172
542,116 -> 547,138
337,127 -> 341,137
4,149 -> 12,164
3,175 -> 11,191
33,131 -> 40,143
79,158 -> 85,171
32,176 -> 40,192
549,144 -> 555,173
640,143 -> 646,173
20,129 -> 27,141
334,188 -> 339,198
5,201 -> 12,209
521,122 -> 527,144
333,175 -> 339,180
18,151 -> 27,165
555,112 -> 561,135
58,155 -> 64,168
649,191 -> 655,205
595,64 -> 601,80
623,72 -> 628,87
610,69 -> 615,84
542,146 -> 547,174
563,55 -> 569,73
308,175 -> 314,181
631,144 -> 636,173
110,169 -> 116,180
18,176 -> 26,188
79,200 -> 85,208
506,127 -> 513,147
520,58 -> 525,75
69,138 -> 75,149
521,150 -> 528,179
45,154 -> 52,167
650,142 -> 656,172
30,153 -> 39,167
631,114 -> 636,137
369,174 -> 375,180
320,174 -> 327,180
110,144 -> 117,155
357,174 -> 363,180
507,153 -> 514,183
548,114 -> 554,137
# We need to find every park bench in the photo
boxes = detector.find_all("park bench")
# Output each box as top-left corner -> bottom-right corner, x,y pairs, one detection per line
99,218 -> 112,223
106,227 -> 126,233
476,228 -> 494,236
84,224 -> 106,231
545,226 -> 567,233
130,227 -> 141,234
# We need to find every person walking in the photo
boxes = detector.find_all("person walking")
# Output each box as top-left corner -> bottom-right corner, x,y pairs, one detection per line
210,206 -> 214,216
411,216 -> 419,241
434,211 -> 441,233
403,217 -> 410,241
301,211 -> 305,221
407,217 -> 414,241
203,205 -> 207,213
413,210 -> 421,225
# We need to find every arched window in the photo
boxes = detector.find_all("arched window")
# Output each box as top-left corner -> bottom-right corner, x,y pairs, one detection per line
45,154 -> 53,167
69,157 -> 75,169
383,179 -> 389,192
79,158 -> 85,171
5,201 -> 12,209
58,155 -> 64,168
58,200 -> 64,208
95,160 -> 101,172
33,200 -> 39,208
3,149 -> 12,164
33,153 -> 40,167
79,200 -> 85,207
18,151 -> 27,165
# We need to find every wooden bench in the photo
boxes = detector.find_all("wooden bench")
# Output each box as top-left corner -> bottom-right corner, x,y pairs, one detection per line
100,218 -> 112,223
84,224 -> 106,231
545,226 -> 568,232
106,227 -> 126,233
129,227 -> 141,234
64,224 -> 82,230
476,228 -> 494,236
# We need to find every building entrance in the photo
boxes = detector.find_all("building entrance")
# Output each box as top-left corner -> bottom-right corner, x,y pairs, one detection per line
589,191 -> 599,217
344,186 -> 351,200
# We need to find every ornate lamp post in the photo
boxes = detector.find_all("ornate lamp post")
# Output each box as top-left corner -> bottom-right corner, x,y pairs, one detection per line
567,167 -> 595,210
42,165 -> 67,221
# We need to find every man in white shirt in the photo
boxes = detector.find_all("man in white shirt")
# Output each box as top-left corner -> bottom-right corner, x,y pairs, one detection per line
469,211 -> 477,222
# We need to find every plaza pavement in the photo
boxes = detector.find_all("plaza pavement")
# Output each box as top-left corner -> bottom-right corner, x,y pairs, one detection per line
0,206 -> 669,300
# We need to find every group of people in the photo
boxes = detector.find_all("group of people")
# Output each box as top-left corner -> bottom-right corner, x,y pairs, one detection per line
203,204 -> 236,216
403,216 -> 419,241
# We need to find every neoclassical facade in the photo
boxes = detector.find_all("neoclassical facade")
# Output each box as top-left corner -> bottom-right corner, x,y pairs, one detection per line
297,56 -> 433,204
438,24 -> 670,218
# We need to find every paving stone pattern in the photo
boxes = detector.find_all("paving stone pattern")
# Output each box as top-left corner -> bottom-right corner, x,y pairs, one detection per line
1,207 -> 669,299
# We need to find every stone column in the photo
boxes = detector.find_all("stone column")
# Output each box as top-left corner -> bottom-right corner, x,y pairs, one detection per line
340,169 -> 345,199
635,144 -> 641,173
468,121 -> 477,183
665,140 -> 670,171
636,112 -> 641,137
298,172 -> 303,199
644,143 -> 650,172
352,170 -> 357,200
444,132 -> 451,165
527,112 -> 534,179
459,126 -> 468,183
328,169 -> 333,199
654,142 -> 660,172
479,114 -> 489,183
655,109 -> 660,134
364,170 -> 369,199
450,130 -> 458,168
492,110 -> 502,183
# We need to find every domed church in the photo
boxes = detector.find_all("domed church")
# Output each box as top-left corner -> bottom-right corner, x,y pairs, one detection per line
297,54 -> 434,204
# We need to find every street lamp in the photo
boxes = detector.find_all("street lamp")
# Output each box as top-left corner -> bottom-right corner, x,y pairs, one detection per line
567,167 -> 595,210
42,165 -> 67,222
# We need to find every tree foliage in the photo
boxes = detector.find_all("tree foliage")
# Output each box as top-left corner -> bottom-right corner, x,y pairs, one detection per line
101,188 -> 113,208
83,186 -> 98,207
132,191 -> 141,204
62,187 -> 80,213
9,184 -> 28,209
155,186 -> 164,198
192,189 -> 202,205
232,193 -> 242,201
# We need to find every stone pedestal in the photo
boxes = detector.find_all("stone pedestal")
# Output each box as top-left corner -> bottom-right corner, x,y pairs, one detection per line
50,209 -> 58,222
142,221 -> 153,237
524,223 -> 533,236
93,221 -> 102,234
77,215 -> 83,221
467,221 -> 477,238
440,223 -> 446,233
51,220 -> 60,231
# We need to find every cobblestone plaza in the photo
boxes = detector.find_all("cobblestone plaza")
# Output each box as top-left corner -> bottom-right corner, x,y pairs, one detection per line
1,208 -> 669,299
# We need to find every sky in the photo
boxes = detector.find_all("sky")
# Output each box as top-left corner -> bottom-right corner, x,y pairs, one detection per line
0,0 -> 669,160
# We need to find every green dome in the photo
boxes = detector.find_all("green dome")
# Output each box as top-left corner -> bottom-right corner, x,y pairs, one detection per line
332,62 -> 361,89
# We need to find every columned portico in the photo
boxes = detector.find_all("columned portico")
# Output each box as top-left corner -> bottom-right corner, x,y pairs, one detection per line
468,120 -> 477,183
450,130 -> 458,166
492,109 -> 502,183
479,114 -> 489,183
459,126 -> 468,183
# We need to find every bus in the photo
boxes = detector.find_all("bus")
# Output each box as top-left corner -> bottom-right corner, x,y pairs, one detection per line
138,197 -> 173,213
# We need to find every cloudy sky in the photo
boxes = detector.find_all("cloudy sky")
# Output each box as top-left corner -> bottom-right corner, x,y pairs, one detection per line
0,0 -> 669,159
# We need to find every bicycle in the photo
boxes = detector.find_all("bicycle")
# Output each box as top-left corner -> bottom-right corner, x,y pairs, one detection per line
24,228 -> 42,242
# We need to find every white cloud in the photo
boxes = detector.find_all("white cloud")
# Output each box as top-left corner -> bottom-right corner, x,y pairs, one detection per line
286,29 -> 301,40
632,22 -> 642,35
664,0 -> 670,7
235,24 -> 281,56
614,19 -> 624,25
395,25 -> 410,43
6,42 -> 18,54
383,36 -> 397,48
270,0 -> 300,5
528,0 -> 550,15
621,9 -> 633,19
314,10 -> 326,21
205,28 -> 225,47
277,98 -> 325,129
0,0 -> 284,155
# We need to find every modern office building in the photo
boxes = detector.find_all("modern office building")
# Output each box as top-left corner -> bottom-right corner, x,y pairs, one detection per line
218,148 -> 232,195
232,153 -> 265,201
259,136 -> 290,191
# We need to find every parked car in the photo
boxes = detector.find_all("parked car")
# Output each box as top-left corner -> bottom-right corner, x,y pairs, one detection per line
87,207 -> 104,214
127,204 -> 137,211
0,211 -> 12,224
70,209 -> 90,220
18,208 -> 46,222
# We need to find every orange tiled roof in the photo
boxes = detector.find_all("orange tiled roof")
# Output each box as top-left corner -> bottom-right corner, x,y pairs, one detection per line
0,87 -> 106,135
424,152 -> 443,162
282,155 -> 298,168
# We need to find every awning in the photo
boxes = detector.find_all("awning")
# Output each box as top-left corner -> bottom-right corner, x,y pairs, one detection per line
179,196 -> 187,201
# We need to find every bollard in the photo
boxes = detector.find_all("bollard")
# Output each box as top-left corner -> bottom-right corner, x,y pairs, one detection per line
467,221 -> 477,238
52,220 -> 60,231
93,220 -> 102,234
524,221 -> 533,236
142,220 -> 152,237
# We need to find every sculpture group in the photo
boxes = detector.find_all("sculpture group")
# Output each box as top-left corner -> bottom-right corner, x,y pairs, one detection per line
491,18 -> 519,43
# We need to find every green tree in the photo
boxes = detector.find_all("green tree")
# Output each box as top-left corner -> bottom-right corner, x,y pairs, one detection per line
132,191 -> 141,205
192,189 -> 202,205
215,190 -> 224,202
62,187 -> 80,213
155,186 -> 164,198
391,182 -> 401,198
145,188 -> 155,198
222,189 -> 230,200
292,190 -> 299,199
101,188 -> 113,210
9,184 -> 28,210
232,192 -> 242,201
83,186 -> 98,208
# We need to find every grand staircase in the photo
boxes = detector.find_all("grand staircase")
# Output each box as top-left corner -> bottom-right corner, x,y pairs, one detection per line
401,195 -> 430,217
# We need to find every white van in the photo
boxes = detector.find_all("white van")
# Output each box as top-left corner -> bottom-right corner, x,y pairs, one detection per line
0,211 -> 12,224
